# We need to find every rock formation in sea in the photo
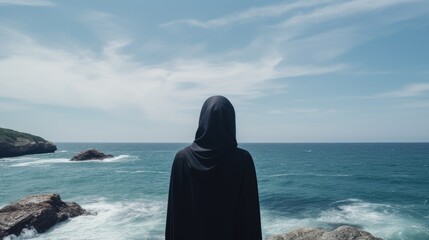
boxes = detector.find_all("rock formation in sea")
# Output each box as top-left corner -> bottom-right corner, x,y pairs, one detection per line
0,193 -> 88,239
0,127 -> 57,158
70,149 -> 114,161
268,225 -> 382,240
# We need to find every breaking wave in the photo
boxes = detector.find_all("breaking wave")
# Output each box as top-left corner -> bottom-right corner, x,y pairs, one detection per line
21,198 -> 167,240
262,199 -> 428,240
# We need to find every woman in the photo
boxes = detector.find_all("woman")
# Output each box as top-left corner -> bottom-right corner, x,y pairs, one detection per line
166,96 -> 262,240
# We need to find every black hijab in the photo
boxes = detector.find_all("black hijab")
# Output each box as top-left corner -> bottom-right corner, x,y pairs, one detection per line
187,96 -> 238,169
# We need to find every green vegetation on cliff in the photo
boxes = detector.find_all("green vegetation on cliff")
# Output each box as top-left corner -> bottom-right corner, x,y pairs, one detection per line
0,127 -> 56,158
0,127 -> 44,143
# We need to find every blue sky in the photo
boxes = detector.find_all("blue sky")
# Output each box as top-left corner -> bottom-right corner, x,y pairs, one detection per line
0,0 -> 428,142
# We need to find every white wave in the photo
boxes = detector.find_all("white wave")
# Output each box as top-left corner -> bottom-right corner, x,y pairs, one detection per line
3,197 -> 427,240
58,150 -> 68,153
3,227 -> 38,240
64,155 -> 133,163
315,173 -> 351,177
115,170 -> 167,174
318,200 -> 429,239
266,173 -> 293,177
262,199 -> 428,239
29,198 -> 166,240
102,154 -> 134,162
0,156 -> 41,163
262,211 -> 315,237
266,173 -> 351,178
10,158 -> 69,167
331,198 -> 362,204
9,155 -> 137,167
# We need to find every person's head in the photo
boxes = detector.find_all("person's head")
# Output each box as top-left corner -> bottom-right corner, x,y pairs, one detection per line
194,96 -> 237,150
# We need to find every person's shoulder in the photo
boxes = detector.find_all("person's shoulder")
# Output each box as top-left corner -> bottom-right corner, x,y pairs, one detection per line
235,147 -> 253,159
236,147 -> 250,154
174,147 -> 189,160
176,147 -> 188,156
171,147 -> 191,169
234,148 -> 256,170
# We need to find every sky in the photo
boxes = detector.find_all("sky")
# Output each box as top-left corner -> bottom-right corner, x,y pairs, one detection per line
0,0 -> 428,143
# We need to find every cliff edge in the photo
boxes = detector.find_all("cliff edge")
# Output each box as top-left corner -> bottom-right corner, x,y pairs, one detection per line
0,127 -> 57,158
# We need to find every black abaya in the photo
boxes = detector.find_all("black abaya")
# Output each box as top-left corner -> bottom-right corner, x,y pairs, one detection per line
166,96 -> 262,240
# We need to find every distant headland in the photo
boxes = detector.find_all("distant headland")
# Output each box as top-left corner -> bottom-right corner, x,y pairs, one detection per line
0,127 -> 57,158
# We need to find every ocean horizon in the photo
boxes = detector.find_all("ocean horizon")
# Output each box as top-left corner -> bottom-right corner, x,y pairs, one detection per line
1,142 -> 428,240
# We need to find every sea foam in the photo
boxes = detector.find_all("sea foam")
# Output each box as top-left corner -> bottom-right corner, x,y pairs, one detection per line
115,170 -> 167,174
9,155 -> 135,167
10,158 -> 69,167
29,198 -> 166,240
319,199 -> 429,239
102,155 -> 134,162
261,199 -> 428,240
3,227 -> 37,240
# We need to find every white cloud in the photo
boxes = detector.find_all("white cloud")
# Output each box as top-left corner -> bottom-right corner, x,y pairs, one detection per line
2,0 -> 424,126
160,0 -> 337,28
0,27 -> 344,125
161,0 -> 424,29
0,0 -> 55,6
277,0 -> 418,28
1,2 -> 427,142
399,102 -> 429,109
267,108 -> 337,115
160,0 -> 428,70
376,83 -> 429,98
81,11 -> 128,41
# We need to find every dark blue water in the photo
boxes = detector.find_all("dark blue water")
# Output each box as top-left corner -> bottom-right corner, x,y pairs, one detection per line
1,143 -> 428,239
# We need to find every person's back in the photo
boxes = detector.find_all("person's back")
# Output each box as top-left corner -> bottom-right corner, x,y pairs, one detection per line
165,96 -> 262,240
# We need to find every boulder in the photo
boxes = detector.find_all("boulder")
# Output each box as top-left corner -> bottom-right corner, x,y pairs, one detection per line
268,226 -> 382,240
0,194 -> 88,238
0,127 -> 57,158
71,149 -> 113,161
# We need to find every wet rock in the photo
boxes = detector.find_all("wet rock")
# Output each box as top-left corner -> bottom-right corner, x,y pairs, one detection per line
268,225 -> 382,240
0,194 -> 88,238
70,149 -> 113,161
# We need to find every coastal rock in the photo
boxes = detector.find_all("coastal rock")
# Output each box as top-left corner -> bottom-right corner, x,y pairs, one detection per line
71,149 -> 113,161
268,226 -> 382,240
0,193 -> 88,239
0,127 -> 57,158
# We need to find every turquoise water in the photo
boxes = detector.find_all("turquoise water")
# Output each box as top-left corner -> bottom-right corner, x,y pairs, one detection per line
1,143 -> 428,240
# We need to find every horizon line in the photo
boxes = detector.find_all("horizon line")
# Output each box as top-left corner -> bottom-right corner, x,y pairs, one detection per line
53,141 -> 429,144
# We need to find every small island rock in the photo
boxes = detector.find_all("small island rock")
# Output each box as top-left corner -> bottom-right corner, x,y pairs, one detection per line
0,127 -> 57,158
71,149 -> 113,161
268,226 -> 382,240
0,193 -> 88,238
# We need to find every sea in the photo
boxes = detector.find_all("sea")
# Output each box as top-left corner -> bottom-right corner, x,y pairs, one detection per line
0,143 -> 428,240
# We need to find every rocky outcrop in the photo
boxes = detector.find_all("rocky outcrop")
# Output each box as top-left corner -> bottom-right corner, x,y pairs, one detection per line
268,226 -> 382,240
70,149 -> 113,161
0,127 -> 57,158
0,194 -> 88,239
